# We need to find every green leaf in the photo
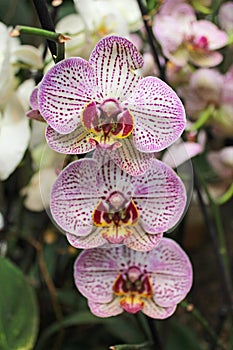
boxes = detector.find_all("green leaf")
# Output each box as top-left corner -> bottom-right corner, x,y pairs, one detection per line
35,311 -> 104,350
0,256 -> 39,350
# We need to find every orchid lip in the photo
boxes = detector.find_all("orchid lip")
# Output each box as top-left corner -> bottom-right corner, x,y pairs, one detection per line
81,99 -> 134,149
92,191 -> 138,243
113,266 -> 153,314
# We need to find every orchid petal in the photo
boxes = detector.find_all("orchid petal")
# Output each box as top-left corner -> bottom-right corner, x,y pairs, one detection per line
66,227 -> 106,249
88,299 -> 123,317
143,299 -> 176,319
50,159 -> 100,235
12,45 -> 43,69
109,137 -> 153,176
124,224 -> 163,251
191,20 -> 227,50
74,248 -> 119,303
46,125 -> 95,154
89,35 -> 143,101
162,141 -> 203,168
29,86 -> 39,109
189,51 -> 224,68
94,150 -> 133,194
147,238 -> 193,307
0,94 -> 30,180
38,57 -> 101,134
21,168 -> 57,211
132,159 -> 186,233
123,77 -> 185,152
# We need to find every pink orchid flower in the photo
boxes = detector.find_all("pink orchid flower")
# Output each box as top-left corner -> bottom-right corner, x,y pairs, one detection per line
218,2 -> 233,34
50,156 -> 186,251
208,147 -> 233,182
74,239 -> 193,318
178,67 -> 233,137
28,35 -> 185,175
154,3 -> 227,67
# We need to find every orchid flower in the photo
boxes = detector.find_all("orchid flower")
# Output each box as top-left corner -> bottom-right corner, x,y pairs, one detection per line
74,239 -> 193,318
178,67 -> 233,137
55,0 -> 142,59
73,0 -> 142,34
50,156 -> 186,251
153,3 -> 227,67
218,2 -> 233,34
28,35 -> 186,175
0,92 -> 31,181
0,21 -> 43,180
208,147 -> 233,182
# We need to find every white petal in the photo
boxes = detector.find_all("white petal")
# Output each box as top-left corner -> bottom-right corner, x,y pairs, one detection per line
0,94 -> 30,180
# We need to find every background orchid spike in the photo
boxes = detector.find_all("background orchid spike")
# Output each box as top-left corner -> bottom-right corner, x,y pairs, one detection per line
50,156 -> 186,251
29,35 -> 186,176
74,238 -> 193,318
154,2 -> 228,67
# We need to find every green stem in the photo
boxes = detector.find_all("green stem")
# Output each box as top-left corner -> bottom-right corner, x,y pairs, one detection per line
197,171 -> 230,278
109,341 -> 153,350
181,301 -> 227,350
193,164 -> 233,308
11,25 -> 67,63
188,105 -> 214,132
215,183 -> 233,205
137,0 -> 166,81
11,25 -> 68,43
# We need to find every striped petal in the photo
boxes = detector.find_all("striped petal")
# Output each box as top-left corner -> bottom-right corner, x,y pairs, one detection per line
143,299 -> 177,319
74,248 -> 119,303
109,137 -> 153,176
146,238 -> 193,307
88,299 -> 123,318
46,124 -> 95,154
89,35 -> 143,101
93,149 -> 133,195
50,159 -> 100,235
38,57 -> 102,134
66,227 -> 106,249
132,159 -> 186,233
124,224 -> 163,251
123,77 -> 186,152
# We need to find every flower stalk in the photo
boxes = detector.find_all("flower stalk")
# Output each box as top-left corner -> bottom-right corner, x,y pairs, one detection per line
136,0 -> 166,81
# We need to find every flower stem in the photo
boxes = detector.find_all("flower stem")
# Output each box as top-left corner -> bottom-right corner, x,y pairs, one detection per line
109,341 -> 153,350
188,105 -> 214,132
193,168 -> 233,309
145,315 -> 163,350
136,0 -> 166,81
181,301 -> 227,350
32,0 -> 65,62
215,183 -> 233,205
11,25 -> 70,44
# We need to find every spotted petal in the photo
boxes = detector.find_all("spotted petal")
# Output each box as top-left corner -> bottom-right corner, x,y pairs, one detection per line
109,137 -> 153,176
147,238 -> 193,307
38,57 -> 102,134
46,124 -> 95,154
89,35 -> 143,101
124,224 -> 163,251
123,77 -> 186,152
74,248 -> 119,303
66,227 -> 106,249
50,159 -> 100,235
143,299 -> 177,319
88,299 -> 123,318
94,150 -> 133,194
132,159 -> 186,233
